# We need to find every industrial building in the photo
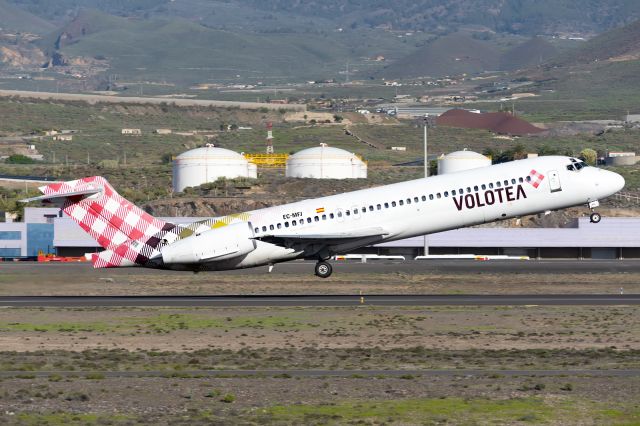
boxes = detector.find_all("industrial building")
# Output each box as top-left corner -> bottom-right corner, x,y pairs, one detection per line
286,144 -> 367,179
437,150 -> 491,175
172,146 -> 258,192
42,211 -> 640,260
0,208 -> 59,257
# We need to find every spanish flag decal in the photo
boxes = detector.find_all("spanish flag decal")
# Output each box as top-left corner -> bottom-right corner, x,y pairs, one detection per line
316,207 -> 325,214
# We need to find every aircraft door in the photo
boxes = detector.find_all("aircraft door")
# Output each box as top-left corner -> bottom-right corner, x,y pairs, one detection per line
547,170 -> 562,193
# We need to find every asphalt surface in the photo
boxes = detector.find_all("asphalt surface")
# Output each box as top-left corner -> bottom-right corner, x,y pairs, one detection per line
4,258 -> 640,276
1,294 -> 639,307
0,369 -> 637,378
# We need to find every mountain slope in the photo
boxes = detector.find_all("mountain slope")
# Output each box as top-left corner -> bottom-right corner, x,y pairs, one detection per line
550,18 -> 640,66
0,0 -> 55,34
45,11 -> 418,84
378,33 -> 501,78
500,37 -> 558,70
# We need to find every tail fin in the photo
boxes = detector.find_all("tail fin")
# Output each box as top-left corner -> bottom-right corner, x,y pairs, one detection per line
23,176 -> 180,268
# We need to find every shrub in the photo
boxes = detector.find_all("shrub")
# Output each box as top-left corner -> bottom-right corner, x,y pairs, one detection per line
220,393 -> 236,403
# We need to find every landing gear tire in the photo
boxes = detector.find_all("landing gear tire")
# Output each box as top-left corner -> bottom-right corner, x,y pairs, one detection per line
590,212 -> 601,223
315,261 -> 333,278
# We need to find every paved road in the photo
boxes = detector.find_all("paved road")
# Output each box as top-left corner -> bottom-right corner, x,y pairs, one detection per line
0,369 -> 637,378
1,294 -> 639,307
4,259 -> 640,276
0,89 -> 305,111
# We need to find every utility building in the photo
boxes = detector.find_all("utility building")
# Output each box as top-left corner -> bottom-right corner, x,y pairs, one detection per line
172,146 -> 257,192
286,144 -> 367,179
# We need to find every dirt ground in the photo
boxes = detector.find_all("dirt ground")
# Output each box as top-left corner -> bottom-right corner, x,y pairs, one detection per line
0,263 -> 639,424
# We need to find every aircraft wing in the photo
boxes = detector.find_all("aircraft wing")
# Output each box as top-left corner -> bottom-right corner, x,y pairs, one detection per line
256,226 -> 389,246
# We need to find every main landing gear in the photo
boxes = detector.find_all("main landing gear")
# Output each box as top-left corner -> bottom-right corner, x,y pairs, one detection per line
315,261 -> 333,278
588,200 -> 601,223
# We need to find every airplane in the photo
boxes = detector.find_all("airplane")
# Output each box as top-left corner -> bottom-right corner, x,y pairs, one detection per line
22,155 -> 624,278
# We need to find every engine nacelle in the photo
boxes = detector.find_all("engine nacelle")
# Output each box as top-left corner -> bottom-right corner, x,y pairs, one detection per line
161,222 -> 256,264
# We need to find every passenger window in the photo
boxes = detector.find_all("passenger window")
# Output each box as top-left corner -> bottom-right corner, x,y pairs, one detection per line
414,197 -> 419,203
437,193 -> 441,199
285,222 -> 289,228
511,179 -> 516,184
330,213 -> 335,219
255,227 -> 259,233
307,217 -> 312,223
489,183 -> 494,189
291,221 -> 296,226
518,177 -> 524,183
444,191 -> 449,197
452,189 -> 457,195
398,200 -> 403,206
270,225 -> 274,230
504,180 -> 509,186
429,194 -> 434,200
384,203 -> 389,208
473,185 -> 478,192
377,204 -> 381,210
361,207 -> 366,213
496,181 -> 501,188
346,210 -> 351,216
467,187 -> 471,193
526,176 -> 532,181
391,201 -> 396,207
481,184 -> 486,190
421,195 -> 426,201
369,205 -> 374,211
277,223 -> 282,229
314,216 -> 320,222
407,198 -> 412,204
338,211 -> 343,217
322,214 -> 326,220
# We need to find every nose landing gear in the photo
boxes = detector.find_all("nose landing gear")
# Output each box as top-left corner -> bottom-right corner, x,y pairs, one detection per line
315,261 -> 333,278
588,200 -> 601,223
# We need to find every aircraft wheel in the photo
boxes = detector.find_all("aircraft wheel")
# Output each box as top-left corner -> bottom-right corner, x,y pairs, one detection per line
590,212 -> 601,223
315,261 -> 333,278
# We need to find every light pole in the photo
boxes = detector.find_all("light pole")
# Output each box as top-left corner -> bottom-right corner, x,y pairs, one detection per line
423,114 -> 429,256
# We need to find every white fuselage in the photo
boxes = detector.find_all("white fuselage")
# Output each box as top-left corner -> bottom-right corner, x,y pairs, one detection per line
171,156 -> 624,271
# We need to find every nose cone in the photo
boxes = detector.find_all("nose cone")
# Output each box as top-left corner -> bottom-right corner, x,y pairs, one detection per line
608,170 -> 625,194
597,169 -> 625,198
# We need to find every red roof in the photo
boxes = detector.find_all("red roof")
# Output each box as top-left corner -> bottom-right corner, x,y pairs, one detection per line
436,109 -> 544,136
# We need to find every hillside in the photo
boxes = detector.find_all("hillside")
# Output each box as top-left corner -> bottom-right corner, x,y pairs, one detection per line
549,18 -> 640,66
378,33 -> 501,79
500,37 -> 558,70
37,10 -> 426,84
0,0 -> 54,34
8,0 -> 640,36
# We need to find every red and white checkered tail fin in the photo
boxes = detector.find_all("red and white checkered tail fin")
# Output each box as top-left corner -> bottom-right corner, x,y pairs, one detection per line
23,176 -> 180,268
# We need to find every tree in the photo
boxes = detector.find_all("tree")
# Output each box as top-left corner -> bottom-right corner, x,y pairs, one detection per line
580,148 -> 597,165
5,154 -> 37,164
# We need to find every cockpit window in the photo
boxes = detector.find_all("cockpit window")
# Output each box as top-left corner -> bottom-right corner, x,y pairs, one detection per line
567,164 -> 575,171
575,162 -> 583,170
579,161 -> 588,167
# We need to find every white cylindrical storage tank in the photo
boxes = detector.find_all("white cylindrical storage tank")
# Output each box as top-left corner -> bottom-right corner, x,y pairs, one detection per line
437,150 -> 491,175
286,145 -> 367,179
173,146 -> 255,192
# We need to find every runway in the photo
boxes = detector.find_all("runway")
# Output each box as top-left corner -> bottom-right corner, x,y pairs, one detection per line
1,294 -> 639,307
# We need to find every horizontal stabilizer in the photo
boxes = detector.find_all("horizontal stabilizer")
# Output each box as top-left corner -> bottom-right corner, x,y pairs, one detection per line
20,187 -> 102,204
